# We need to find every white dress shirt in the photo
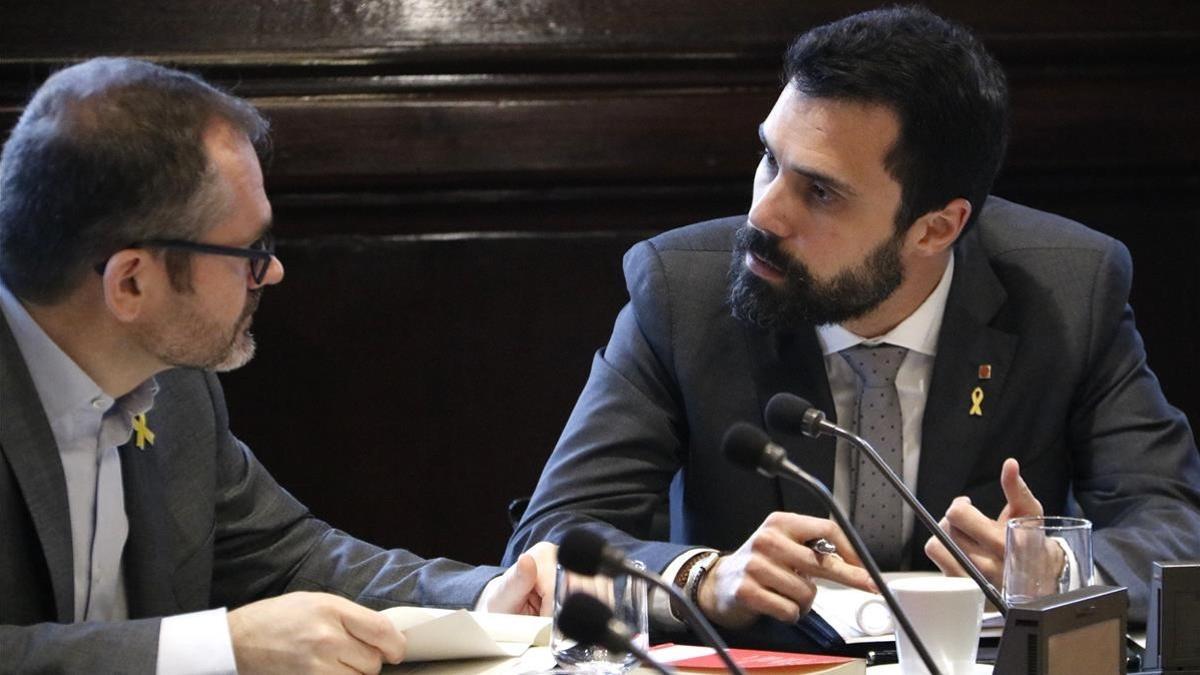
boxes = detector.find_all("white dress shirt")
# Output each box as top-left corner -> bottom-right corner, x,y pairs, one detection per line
0,283 -> 236,674
654,255 -> 955,625
816,253 -> 954,553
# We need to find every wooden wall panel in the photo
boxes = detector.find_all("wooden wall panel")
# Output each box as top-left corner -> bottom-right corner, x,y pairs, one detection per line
1,0 -> 1196,564
218,233 -> 639,561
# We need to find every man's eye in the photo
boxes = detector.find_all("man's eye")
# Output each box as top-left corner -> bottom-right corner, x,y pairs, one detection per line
810,182 -> 836,205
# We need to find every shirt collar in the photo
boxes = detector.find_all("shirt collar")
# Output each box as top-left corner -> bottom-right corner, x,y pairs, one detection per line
0,280 -> 157,429
817,251 -> 955,357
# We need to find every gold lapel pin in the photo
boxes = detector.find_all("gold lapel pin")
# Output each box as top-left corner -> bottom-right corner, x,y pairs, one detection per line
969,386 -> 984,416
978,364 -> 992,380
132,413 -> 156,449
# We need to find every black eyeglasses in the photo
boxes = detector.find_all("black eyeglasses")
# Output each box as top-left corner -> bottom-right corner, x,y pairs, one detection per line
97,232 -> 276,284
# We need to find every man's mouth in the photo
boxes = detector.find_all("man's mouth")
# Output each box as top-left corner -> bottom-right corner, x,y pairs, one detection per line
745,250 -> 786,282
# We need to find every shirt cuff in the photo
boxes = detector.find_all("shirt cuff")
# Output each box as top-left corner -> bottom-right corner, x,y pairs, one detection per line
1051,536 -> 1091,592
650,548 -> 718,630
156,607 -> 238,675
474,573 -> 506,612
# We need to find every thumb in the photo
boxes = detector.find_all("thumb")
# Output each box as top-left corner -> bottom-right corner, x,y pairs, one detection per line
485,553 -> 538,614
1000,458 -> 1042,519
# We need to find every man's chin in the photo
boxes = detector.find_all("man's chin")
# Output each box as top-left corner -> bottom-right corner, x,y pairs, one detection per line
210,333 -> 256,373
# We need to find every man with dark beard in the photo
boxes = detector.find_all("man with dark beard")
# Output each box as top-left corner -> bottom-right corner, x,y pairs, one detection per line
0,58 -> 558,673
505,6 -> 1200,645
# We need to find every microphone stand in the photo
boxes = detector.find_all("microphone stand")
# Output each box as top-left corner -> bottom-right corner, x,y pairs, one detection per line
792,403 -> 1007,615
618,564 -> 747,675
558,593 -> 676,675
560,529 -> 748,675
759,448 -> 944,675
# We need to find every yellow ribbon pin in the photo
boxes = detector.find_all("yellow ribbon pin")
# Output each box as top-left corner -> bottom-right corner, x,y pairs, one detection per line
132,413 -> 156,449
969,386 -> 984,416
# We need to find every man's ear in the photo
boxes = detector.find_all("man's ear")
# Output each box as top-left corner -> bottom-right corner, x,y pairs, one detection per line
101,249 -> 158,323
907,197 -> 971,255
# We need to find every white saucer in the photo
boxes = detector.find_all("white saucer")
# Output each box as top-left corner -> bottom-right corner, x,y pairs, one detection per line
867,663 -> 992,673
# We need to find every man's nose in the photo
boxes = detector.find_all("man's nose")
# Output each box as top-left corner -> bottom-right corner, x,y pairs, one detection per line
748,179 -> 794,240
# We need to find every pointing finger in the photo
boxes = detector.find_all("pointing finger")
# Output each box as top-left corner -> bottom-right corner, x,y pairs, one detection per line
1000,458 -> 1043,518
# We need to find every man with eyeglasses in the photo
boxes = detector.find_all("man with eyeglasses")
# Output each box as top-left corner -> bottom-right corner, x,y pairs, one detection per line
0,58 -> 556,673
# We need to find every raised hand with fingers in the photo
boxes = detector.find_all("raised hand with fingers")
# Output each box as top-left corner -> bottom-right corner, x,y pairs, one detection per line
696,511 -> 877,629
924,457 -> 1044,586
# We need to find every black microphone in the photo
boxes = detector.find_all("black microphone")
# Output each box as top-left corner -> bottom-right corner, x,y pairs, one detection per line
559,529 -> 747,675
558,592 -> 674,675
722,422 -> 943,675
764,392 -> 1007,614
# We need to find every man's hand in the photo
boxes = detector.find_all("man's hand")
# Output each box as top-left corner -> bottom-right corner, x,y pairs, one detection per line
924,457 -> 1042,585
475,541 -> 557,616
696,512 -> 876,630
227,591 -> 405,674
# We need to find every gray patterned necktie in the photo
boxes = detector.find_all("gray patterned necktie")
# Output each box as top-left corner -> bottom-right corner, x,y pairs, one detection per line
841,344 -> 909,569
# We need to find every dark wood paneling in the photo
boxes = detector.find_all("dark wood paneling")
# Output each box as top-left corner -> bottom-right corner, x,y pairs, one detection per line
1,1 -> 1196,565
2,0 -> 1196,60
219,233 -> 640,561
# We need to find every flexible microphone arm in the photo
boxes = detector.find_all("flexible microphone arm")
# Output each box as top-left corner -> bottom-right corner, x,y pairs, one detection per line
558,592 -> 675,675
766,393 -> 1007,614
559,529 -> 747,675
723,423 -> 942,675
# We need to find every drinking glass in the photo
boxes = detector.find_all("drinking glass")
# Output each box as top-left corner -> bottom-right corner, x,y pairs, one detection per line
551,562 -> 648,673
1003,516 -> 1093,606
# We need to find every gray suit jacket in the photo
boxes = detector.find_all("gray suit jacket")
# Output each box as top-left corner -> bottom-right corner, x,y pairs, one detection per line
506,197 -> 1200,626
0,312 -> 501,672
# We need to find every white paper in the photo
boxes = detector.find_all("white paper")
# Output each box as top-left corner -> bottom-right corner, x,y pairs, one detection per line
380,607 -> 552,662
814,572 -> 1003,644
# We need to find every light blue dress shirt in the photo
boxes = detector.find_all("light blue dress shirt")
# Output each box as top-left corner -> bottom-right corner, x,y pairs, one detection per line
0,283 -> 236,674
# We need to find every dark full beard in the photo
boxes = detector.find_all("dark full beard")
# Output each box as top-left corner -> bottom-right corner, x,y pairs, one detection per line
729,224 -> 904,329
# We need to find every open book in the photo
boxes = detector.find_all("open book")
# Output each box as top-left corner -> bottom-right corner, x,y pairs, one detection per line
379,607 -> 551,661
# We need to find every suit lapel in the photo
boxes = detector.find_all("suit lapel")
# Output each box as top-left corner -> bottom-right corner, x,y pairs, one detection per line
916,230 -> 1017,533
119,440 -> 177,618
743,324 -> 838,517
0,311 -> 75,622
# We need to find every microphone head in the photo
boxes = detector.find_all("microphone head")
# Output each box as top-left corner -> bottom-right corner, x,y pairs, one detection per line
557,593 -> 620,649
559,529 -> 610,576
722,422 -> 772,471
765,393 -> 820,437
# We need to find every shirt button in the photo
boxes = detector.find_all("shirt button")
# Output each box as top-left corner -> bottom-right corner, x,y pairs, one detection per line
91,397 -> 106,409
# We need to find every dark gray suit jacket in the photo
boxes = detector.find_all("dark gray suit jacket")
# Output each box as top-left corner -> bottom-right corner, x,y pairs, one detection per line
0,312 -> 502,672
505,197 -> 1200,625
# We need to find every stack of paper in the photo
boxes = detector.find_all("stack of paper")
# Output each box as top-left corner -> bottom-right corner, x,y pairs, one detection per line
813,572 -> 1003,645
379,607 -> 552,661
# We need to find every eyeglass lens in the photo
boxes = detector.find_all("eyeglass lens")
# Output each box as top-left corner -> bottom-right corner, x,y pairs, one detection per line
250,233 -> 274,284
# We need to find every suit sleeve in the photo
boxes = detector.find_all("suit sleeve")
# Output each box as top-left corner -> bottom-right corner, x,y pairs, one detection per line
1068,237 -> 1200,622
0,618 -> 160,673
504,240 -> 696,574
202,372 -> 502,612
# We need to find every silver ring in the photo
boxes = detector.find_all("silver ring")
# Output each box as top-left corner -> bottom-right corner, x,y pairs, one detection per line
808,538 -> 838,556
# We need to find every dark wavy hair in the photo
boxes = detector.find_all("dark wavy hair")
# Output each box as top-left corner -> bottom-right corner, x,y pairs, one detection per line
0,57 -> 269,304
784,6 -> 1009,232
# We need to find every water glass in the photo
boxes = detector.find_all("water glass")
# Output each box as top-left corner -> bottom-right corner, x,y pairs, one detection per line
1003,516 -> 1093,606
551,562 -> 648,673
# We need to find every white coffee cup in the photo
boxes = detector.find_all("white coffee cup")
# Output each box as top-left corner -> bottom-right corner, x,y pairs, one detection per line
887,576 -> 984,675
